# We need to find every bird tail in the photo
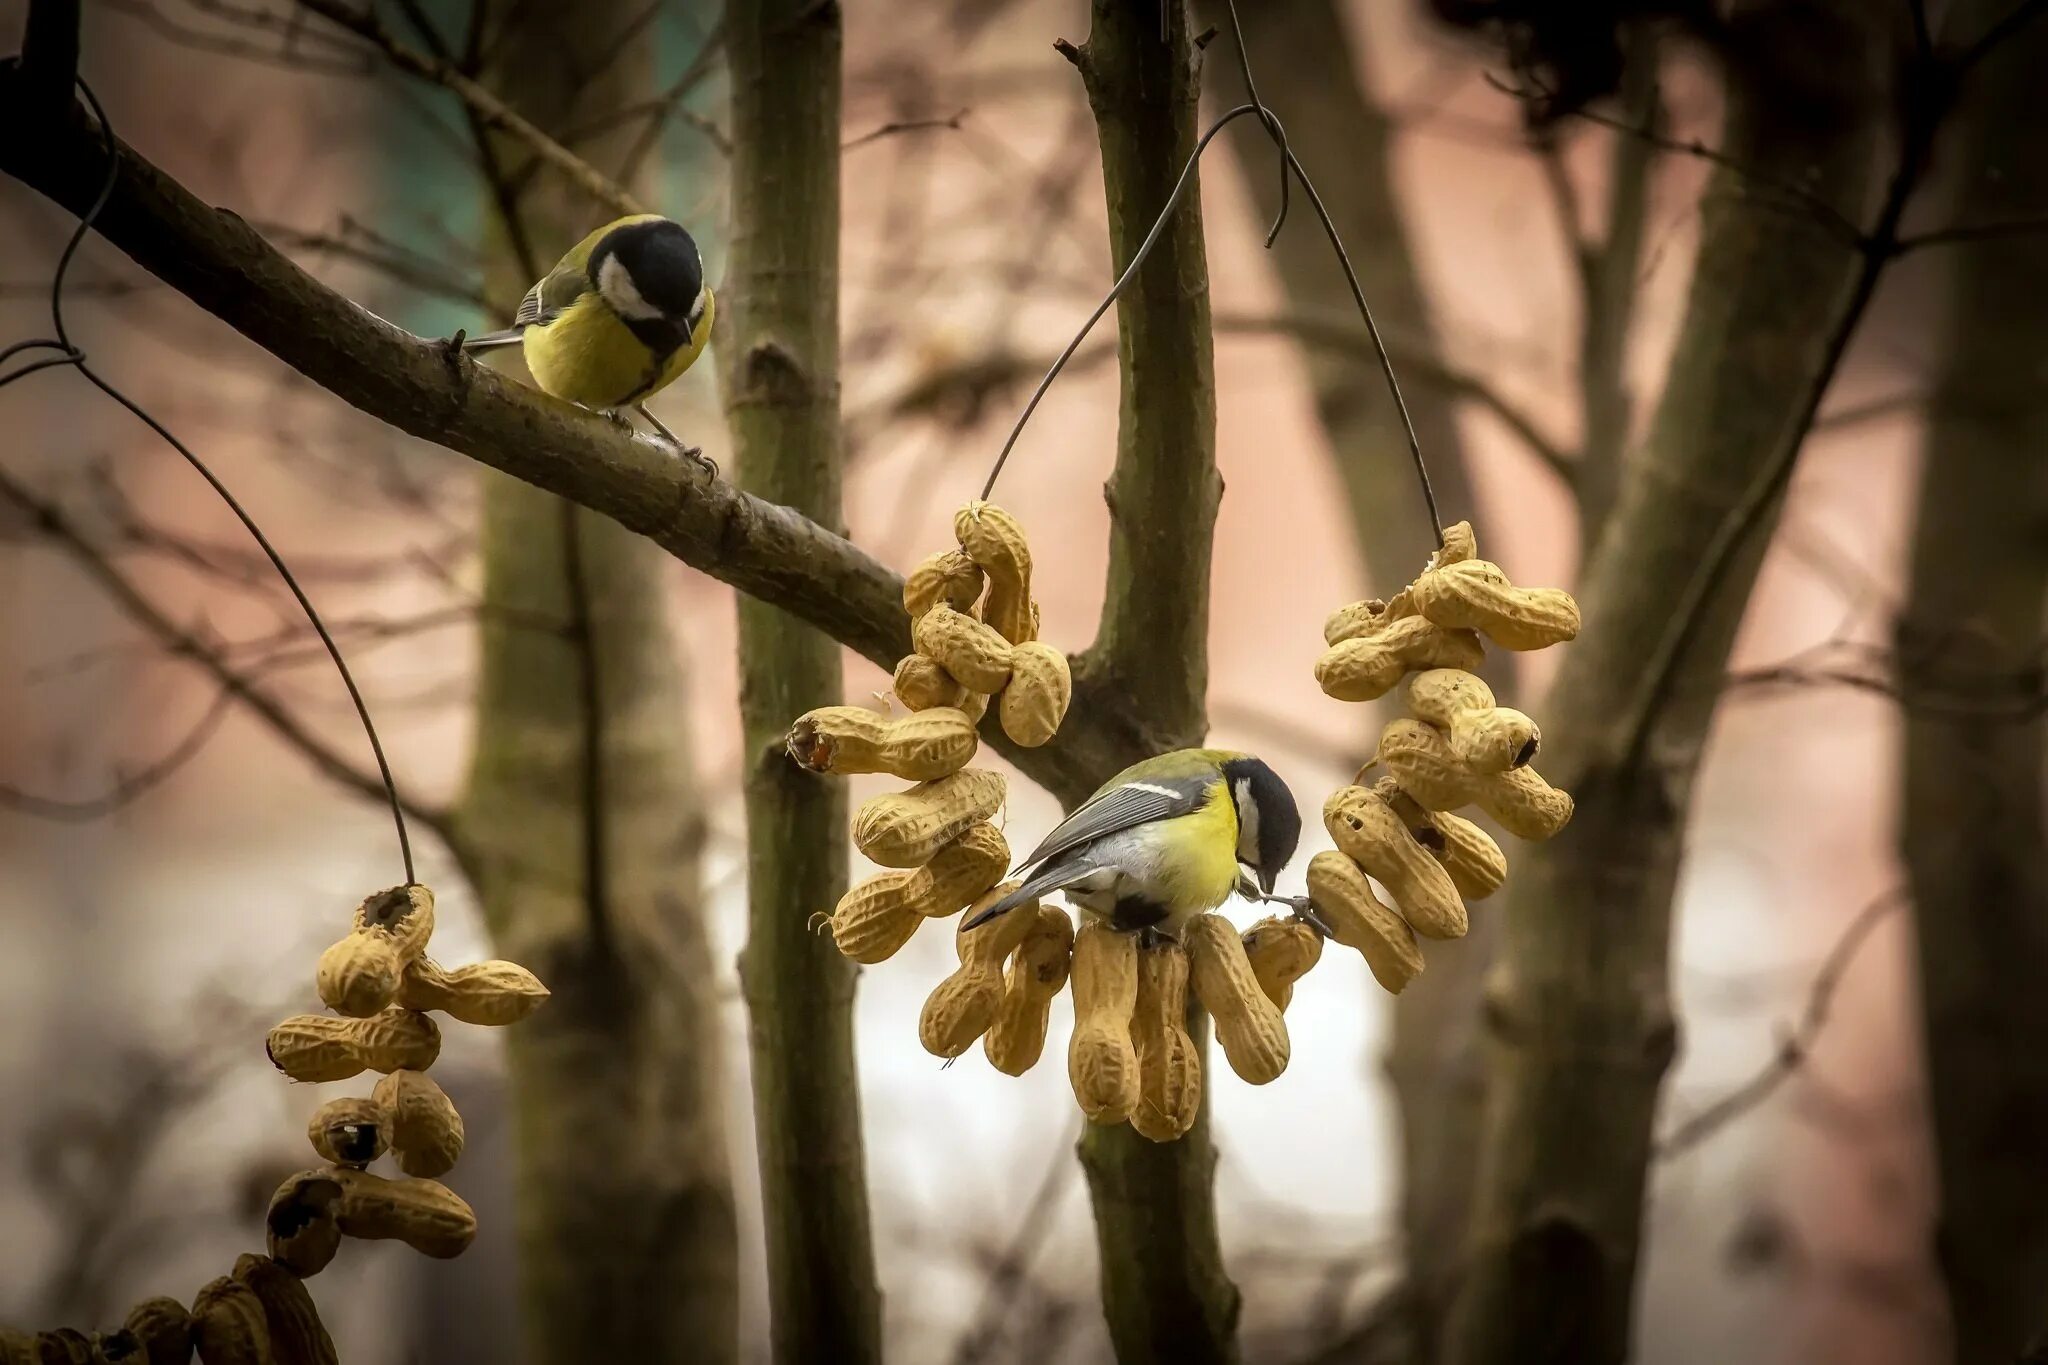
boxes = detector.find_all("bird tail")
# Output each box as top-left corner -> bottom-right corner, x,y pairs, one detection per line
961,858 -> 1095,931
459,328 -> 526,350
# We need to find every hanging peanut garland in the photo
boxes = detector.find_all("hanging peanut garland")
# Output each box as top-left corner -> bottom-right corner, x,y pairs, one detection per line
786,502 -> 1082,1075
1304,522 -> 1580,992
263,883 -> 548,1271
0,886 -> 548,1362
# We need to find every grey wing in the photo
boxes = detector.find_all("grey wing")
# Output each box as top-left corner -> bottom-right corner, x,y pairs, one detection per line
1013,776 -> 1214,874
513,263 -> 588,330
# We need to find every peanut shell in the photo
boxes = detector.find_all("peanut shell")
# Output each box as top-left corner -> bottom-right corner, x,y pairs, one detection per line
1240,917 -> 1323,1012
1315,617 -> 1487,702
120,1298 -> 190,1365
1322,785 -> 1468,939
953,502 -> 1034,643
1412,559 -> 1581,650
375,1070 -> 465,1178
329,1167 -> 476,1259
919,884 -> 1042,1057
1306,851 -> 1422,993
1184,914 -> 1290,1084
1068,922 -> 1141,1123
1376,719 -> 1572,840
265,1009 -> 440,1083
785,705 -> 979,781
998,642 -> 1070,748
903,549 -> 985,619
1130,939 -> 1201,1143
851,767 -> 1005,867
264,1172 -> 344,1277
891,653 -> 970,711
232,1255 -> 337,1365
190,1277 -> 269,1365
983,906 -> 1074,1076
307,1096 -> 389,1167
1404,668 -> 1540,772
912,603 -> 1014,692
396,958 -> 549,1026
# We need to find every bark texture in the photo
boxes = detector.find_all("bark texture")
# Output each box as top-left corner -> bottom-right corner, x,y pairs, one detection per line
721,4 -> 883,1361
1445,8 -> 1885,1361
452,7 -> 735,1361
1068,5 -> 1236,1361
1901,7 -> 2048,1356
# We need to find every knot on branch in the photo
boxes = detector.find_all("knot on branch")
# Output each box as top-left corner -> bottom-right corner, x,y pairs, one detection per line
739,340 -> 814,407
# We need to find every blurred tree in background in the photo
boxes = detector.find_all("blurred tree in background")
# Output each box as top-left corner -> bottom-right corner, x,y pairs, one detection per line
3,1 -> 2047,1362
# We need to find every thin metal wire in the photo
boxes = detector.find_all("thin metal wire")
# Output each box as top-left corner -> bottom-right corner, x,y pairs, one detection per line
980,0 -> 1443,547
1,77 -> 417,884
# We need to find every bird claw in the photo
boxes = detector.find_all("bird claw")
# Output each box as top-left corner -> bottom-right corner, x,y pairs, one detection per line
1255,890 -> 1335,940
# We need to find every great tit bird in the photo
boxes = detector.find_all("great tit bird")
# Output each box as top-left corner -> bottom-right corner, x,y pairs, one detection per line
962,749 -> 1304,939
461,214 -> 714,463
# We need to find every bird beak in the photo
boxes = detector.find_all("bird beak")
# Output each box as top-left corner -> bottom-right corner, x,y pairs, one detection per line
679,315 -> 695,348
1257,865 -> 1277,896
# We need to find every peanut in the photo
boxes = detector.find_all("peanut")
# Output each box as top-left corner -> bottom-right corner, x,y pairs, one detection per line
1067,922 -> 1140,1123
1432,520 -> 1478,568
1405,668 -> 1540,772
785,705 -> 978,781
329,1167 -> 476,1259
903,549 -> 985,620
1324,597 -> 1396,647
307,1096 -> 388,1167
998,642 -> 1070,748
919,883 -> 1043,1058
31,1331 -> 90,1365
264,1172 -> 344,1278
892,653 -> 970,711
93,1331 -> 144,1363
1241,917 -> 1323,1012
1184,914 -> 1290,1085
851,767 -> 1005,867
1375,718 -> 1573,840
1306,851 -> 1423,993
120,1299 -> 190,1365
912,603 -> 1015,693
830,824 -> 1010,963
983,906 -> 1074,1076
314,883 -> 434,1019
232,1256 -> 337,1365
189,1277 -> 269,1365
1412,559 -> 1581,650
953,501 -> 1035,643
266,1009 -> 439,1083
1315,617 -> 1487,702
1374,777 -> 1507,900
1130,939 -> 1201,1143
1322,785 -> 1468,939
395,957 -> 549,1026
374,1070 -> 465,1179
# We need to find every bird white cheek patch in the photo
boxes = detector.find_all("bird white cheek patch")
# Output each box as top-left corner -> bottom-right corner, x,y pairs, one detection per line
597,253 -> 664,322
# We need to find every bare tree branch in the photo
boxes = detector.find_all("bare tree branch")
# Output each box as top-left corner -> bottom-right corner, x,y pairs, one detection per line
0,464 -> 460,848
0,81 -> 1151,806
293,0 -> 648,217
1655,890 -> 1904,1157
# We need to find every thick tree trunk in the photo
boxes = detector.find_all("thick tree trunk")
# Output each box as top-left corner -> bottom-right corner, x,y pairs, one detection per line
1203,5 -> 1499,1344
1445,8 -> 1884,1361
722,4 -> 883,1362
452,7 -> 735,1362
1901,8 -> 2048,1357
1067,4 -> 1235,1361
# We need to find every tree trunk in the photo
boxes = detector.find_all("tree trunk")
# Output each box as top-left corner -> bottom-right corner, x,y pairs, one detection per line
722,4 -> 884,1362
1068,4 -> 1235,1361
1202,5 -> 1500,1345
1901,7 -> 2048,1357
452,7 -> 735,1362
1445,8 -> 1884,1361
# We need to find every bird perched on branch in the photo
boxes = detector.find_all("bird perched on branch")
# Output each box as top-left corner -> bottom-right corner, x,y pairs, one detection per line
963,749 -> 1306,940
460,214 -> 714,466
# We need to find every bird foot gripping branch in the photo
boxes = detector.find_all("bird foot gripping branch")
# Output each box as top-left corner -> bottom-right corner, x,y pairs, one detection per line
1306,522 -> 1580,992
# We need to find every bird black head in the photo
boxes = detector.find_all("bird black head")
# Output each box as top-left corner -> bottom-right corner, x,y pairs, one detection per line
1222,755 -> 1302,895
589,218 -> 707,336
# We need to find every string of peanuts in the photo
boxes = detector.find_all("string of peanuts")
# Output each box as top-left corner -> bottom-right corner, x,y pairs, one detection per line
786,503 -> 1364,1145
0,886 -> 551,1364
1302,522 -> 1580,991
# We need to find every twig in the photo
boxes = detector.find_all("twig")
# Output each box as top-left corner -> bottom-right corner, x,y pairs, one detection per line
1655,891 -> 1905,1157
615,16 -> 729,177
1891,215 -> 2048,254
0,684 -> 236,820
293,0 -> 648,217
842,109 -> 969,152
0,464 -> 460,850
